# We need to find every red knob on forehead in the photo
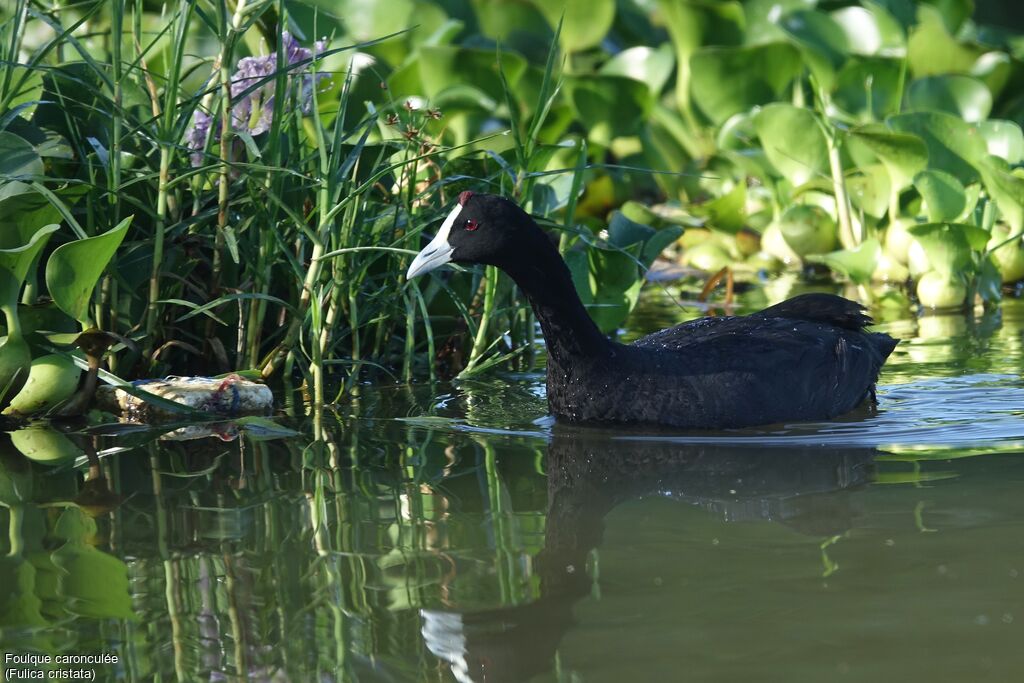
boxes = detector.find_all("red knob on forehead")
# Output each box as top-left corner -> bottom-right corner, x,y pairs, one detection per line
458,190 -> 474,206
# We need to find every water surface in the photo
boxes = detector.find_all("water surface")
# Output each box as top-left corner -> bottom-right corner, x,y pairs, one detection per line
3,295 -> 1024,682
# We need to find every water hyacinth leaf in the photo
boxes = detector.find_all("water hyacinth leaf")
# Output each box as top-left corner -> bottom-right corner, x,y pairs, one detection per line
692,181 -> 746,234
657,0 -> 744,117
906,5 -> 982,77
829,4 -> 905,55
0,334 -> 32,410
418,46 -> 528,109
689,43 -> 802,125
906,75 -> 993,122
847,164 -> 892,218
754,104 -> 829,187
0,225 -> 61,304
919,0 -> 973,33
806,238 -> 881,285
45,216 -> 131,325
564,75 -> 650,144
832,56 -> 903,121
599,45 -> 675,97
970,51 -> 1012,101
848,128 -> 928,190
978,120 -> 1024,164
533,0 -> 616,52
976,156 -> 1024,232
887,111 -> 987,184
743,0 -> 815,44
914,170 -> 966,222
0,132 -> 43,179
777,9 -> 850,89
907,222 -> 989,275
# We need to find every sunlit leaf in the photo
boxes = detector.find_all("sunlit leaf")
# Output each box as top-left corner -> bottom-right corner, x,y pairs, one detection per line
777,9 -> 850,89
913,170 -> 966,222
848,127 -> 928,190
754,103 -> 829,187
533,0 -> 616,52
689,42 -> 802,125
599,45 -> 675,97
907,222 -> 989,275
829,4 -> 905,56
906,5 -> 983,77
806,238 -> 881,284
906,75 -> 992,122
887,111 -> 987,184
978,120 -> 1024,164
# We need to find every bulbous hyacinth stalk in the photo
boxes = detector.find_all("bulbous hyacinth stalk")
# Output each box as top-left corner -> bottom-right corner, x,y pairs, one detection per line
185,32 -> 328,166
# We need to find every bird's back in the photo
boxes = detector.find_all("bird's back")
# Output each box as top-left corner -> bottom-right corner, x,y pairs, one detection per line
549,294 -> 897,429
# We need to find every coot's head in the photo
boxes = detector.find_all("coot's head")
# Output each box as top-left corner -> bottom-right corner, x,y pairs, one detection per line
406,192 -> 535,279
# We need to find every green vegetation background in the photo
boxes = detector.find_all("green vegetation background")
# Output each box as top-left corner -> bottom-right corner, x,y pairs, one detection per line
2,0 -> 1024,415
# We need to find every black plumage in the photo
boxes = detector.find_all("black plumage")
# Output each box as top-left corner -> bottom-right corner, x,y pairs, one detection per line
407,192 -> 898,429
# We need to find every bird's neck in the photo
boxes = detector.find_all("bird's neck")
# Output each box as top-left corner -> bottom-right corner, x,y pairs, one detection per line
501,239 -> 610,366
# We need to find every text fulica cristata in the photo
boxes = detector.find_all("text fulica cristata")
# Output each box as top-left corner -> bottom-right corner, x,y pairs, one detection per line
407,192 -> 897,429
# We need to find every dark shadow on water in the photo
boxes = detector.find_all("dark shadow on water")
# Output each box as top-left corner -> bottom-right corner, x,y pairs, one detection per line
422,427 -> 878,683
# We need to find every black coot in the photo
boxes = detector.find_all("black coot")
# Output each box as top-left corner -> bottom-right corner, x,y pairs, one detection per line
407,192 -> 897,429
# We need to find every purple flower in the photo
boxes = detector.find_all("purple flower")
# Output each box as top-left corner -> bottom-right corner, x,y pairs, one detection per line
185,32 -> 328,166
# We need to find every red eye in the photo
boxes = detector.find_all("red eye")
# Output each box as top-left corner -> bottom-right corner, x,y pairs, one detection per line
464,218 -> 479,231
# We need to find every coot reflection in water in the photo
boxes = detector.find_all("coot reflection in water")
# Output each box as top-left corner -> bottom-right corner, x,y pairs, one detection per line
421,428 -> 877,683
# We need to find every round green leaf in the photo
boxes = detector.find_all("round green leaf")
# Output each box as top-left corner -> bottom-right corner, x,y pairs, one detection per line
689,42 -> 802,125
806,238 -> 881,285
832,56 -> 903,121
906,75 -> 993,123
976,155 -> 1024,232
978,120 -> 1024,164
533,0 -> 616,52
847,164 -> 892,218
907,222 -> 989,275
564,75 -> 650,144
599,45 -> 675,97
913,170 -> 966,223
848,127 -> 928,190
887,111 -> 988,185
829,5 -> 905,56
45,216 -> 131,325
907,5 -> 983,78
778,9 -> 850,89
754,103 -> 829,187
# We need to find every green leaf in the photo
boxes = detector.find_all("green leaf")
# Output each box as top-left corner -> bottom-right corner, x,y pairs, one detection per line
806,238 -> 881,284
416,46 -> 528,108
0,224 -> 60,301
692,181 -> 746,234
533,0 -> 616,52
848,127 -> 928,190
907,222 -> 989,275
906,5 -> 982,78
832,56 -> 903,121
657,0 -> 744,117
847,164 -> 892,219
906,75 -> 992,123
0,132 -> 43,179
829,4 -> 906,56
887,111 -> 988,185
689,42 -> 802,125
913,170 -> 966,222
45,216 -> 131,325
978,120 -> 1024,164
777,9 -> 850,89
599,44 -> 675,97
975,155 -> 1024,232
743,0 -> 815,45
754,103 -> 829,187
564,75 -> 651,144
235,416 -> 302,440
